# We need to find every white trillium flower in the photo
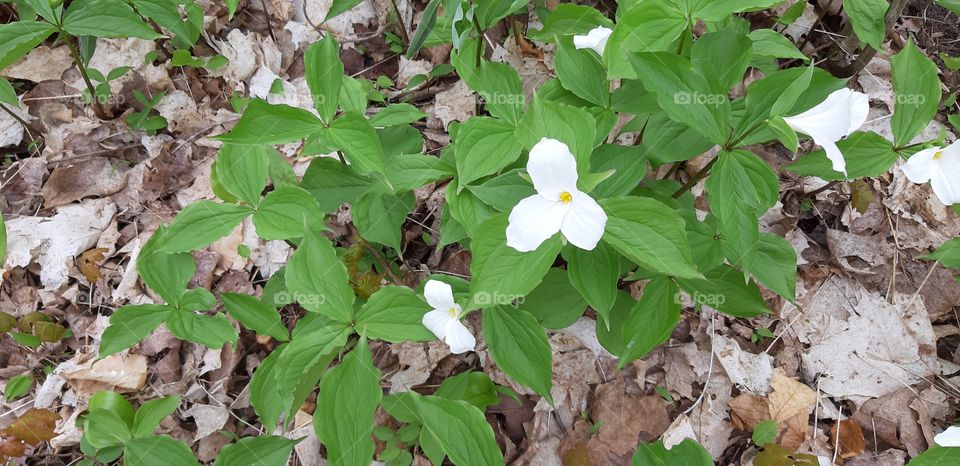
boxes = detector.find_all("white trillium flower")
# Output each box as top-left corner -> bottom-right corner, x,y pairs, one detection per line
783,88 -> 870,177
573,26 -> 613,56
506,138 -> 608,252
901,140 -> 960,206
421,280 -> 475,354
935,426 -> 960,447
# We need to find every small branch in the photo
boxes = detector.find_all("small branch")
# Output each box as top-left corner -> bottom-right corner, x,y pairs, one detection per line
388,0 -> 410,46
66,40 -> 109,119
258,0 -> 277,43
0,102 -> 39,150
672,156 -> 717,198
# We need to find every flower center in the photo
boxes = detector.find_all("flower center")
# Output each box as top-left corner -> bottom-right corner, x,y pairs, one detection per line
560,191 -> 573,204
933,151 -> 943,160
447,307 -> 458,318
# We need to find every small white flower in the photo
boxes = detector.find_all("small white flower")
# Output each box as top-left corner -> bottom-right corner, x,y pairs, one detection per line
506,138 -> 607,252
573,26 -> 613,56
421,280 -> 475,354
783,88 -> 870,177
901,140 -> 960,206
935,426 -> 960,447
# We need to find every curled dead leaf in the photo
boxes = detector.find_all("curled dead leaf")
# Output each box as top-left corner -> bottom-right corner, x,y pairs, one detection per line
830,419 -> 866,460
78,248 -> 108,283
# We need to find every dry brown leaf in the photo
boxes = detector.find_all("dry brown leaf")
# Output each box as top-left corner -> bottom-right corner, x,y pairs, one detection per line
587,382 -> 670,460
728,394 -> 770,429
831,420 -> 866,460
62,353 -> 148,391
3,408 -> 59,445
768,371 -> 817,423
78,248 -> 108,283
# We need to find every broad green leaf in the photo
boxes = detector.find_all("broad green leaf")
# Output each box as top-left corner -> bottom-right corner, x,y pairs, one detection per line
155,201 -> 251,253
165,311 -> 239,349
752,233 -> 798,302
691,30 -> 753,92
351,189 -> 414,252
907,446 -> 960,465
225,0 -> 238,18
467,169 -> 535,211
4,374 -> 31,401
518,267 -> 587,329
527,4 -> 612,41
124,436 -> 200,466
768,116 -> 799,153
890,39 -> 941,146
300,157 -> 372,212
455,117 -> 523,187
252,186 -> 325,240
217,100 -> 325,144
325,0 -> 362,21
327,112 -> 387,176
475,0 -> 526,29
923,237 -> 960,268
619,278 -> 680,368
136,226 -> 195,306
631,439 -> 712,465
215,436 -> 297,466
83,409 -> 132,449
179,288 -> 215,312
221,293 -> 289,341
355,285 -> 434,342
99,304 -> 170,357
690,0 -> 785,21
676,265 -> 769,317
938,0 -> 960,14
315,339 -> 382,466
562,243 -> 618,325
414,395 -> 505,466
132,396 -> 180,438
604,1 -> 688,79
845,0 -> 889,50
62,0 -> 162,39
515,97 -> 596,175
276,323 -> 349,419
483,305 -> 553,402
305,36 -> 343,123
600,197 -> 702,279
248,346 -> 284,432
406,0 -> 442,58
214,144 -> 269,207
752,419 -> 778,446
638,114 -> 714,166
88,391 -> 135,424
134,0 -> 203,49
387,153 -> 453,191
473,60 -> 525,125
0,21 -> 55,71
0,78 -> 16,106
368,103 -> 427,127
555,35 -> 609,107
748,29 -> 807,60
435,371 -> 501,410
787,131 -> 898,180
285,229 -> 355,322
469,214 -> 562,309
445,177 -> 496,237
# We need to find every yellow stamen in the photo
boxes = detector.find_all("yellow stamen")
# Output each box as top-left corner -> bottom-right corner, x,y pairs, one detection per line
560,191 -> 573,204
447,307 -> 458,318
934,151 -> 943,160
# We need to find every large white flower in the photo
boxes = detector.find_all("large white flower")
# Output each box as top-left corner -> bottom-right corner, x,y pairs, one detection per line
935,426 -> 960,447
901,140 -> 960,206
506,138 -> 607,252
573,26 -> 613,56
421,280 -> 475,354
783,88 -> 870,177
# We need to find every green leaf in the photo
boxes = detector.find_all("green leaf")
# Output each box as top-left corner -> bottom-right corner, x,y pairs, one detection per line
4,374 -> 32,401
386,153 -> 453,191
406,0 -> 442,58
483,305 -> 553,402
923,237 -> 960,268
748,29 -> 807,60
676,265 -> 769,317
631,439 -> 712,465
554,35 -> 609,107
455,117 -> 523,187
305,35 -> 343,123
355,285 -> 434,342
515,97 -> 596,175
124,436 -> 200,466
844,0 -> 889,50
907,446 -> 960,465
0,21 -> 57,71
83,409 -> 133,449
768,116 -> 799,153
248,347 -> 284,432
787,131 -> 898,180
435,371 -> 500,410
0,78 -> 16,107
562,244 -> 618,325
325,0 -> 362,21
752,233 -> 798,302
137,228 -> 195,306
752,419 -> 778,446
155,201 -> 251,253
300,157 -> 372,212
691,29 -> 753,92
604,2 -> 688,79
469,214 -> 562,309
215,436 -> 297,466
132,396 -> 180,438
473,60 -> 525,125
690,0 -> 785,21
527,4 -> 612,41
445,177 -> 496,237
225,0 -> 238,18
165,311 -> 239,349
137,0 -> 203,49
89,391 -> 135,424
619,278 -> 680,368
221,293 -> 289,341
315,339 -> 382,466
518,267 -> 587,329
99,304 -> 170,357
252,186 -> 325,240
214,144 -> 269,207
413,395 -> 505,466
475,0 -> 526,29
890,39 -> 942,146
368,103 -> 427,127
328,112 -> 388,176
285,228 -> 355,322
352,189 -> 413,252
600,197 -> 702,279
217,100 -> 325,144
62,0 -> 162,39
466,169 -> 535,211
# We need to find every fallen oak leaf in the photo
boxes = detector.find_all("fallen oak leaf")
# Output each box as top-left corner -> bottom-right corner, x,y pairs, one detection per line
3,408 -> 59,445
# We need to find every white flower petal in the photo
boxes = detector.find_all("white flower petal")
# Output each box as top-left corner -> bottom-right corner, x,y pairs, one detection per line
783,88 -> 870,177
931,151 -> 960,205
573,26 -> 613,56
506,195 -> 569,252
901,147 -> 941,184
527,137 -> 579,200
443,319 -> 476,354
845,90 -> 870,134
560,191 -> 607,250
423,279 -> 456,310
935,426 -> 960,447
422,308 -> 451,341
817,138 -> 848,177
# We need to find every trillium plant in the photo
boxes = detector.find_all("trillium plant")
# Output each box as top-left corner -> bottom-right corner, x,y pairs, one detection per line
18,0 -> 952,464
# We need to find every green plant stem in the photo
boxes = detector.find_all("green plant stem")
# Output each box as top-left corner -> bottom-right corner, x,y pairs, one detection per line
672,156 -> 717,198
66,40 -> 109,120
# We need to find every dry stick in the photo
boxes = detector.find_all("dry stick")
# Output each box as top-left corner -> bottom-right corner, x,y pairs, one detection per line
832,0 -> 910,78
258,0 -> 277,43
66,40 -> 109,120
0,102 -> 36,147
388,0 -> 410,46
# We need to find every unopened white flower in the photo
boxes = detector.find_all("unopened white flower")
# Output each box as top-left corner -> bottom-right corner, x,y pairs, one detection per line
573,26 -> 613,56
935,426 -> 960,447
901,140 -> 960,206
421,280 -> 475,354
506,138 -> 607,252
783,88 -> 870,177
